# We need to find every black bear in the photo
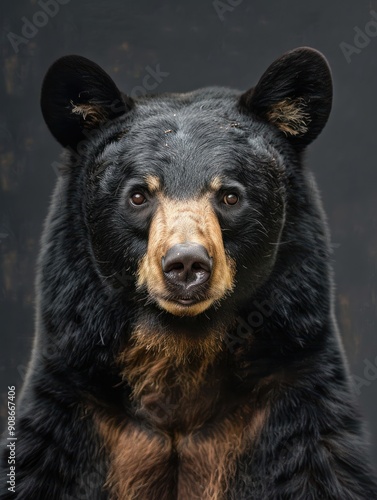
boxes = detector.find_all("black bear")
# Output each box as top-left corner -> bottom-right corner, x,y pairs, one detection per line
1,47 -> 376,499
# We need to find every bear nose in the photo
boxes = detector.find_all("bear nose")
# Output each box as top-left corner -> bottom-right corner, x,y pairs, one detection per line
162,243 -> 212,289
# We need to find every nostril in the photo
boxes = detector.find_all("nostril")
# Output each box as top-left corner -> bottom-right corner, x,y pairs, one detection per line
192,261 -> 211,273
164,262 -> 184,273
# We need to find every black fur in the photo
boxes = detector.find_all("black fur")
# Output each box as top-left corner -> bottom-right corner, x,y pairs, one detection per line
1,47 -> 376,499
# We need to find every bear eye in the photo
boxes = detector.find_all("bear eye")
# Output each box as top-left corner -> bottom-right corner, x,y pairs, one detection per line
130,193 -> 147,206
223,193 -> 239,206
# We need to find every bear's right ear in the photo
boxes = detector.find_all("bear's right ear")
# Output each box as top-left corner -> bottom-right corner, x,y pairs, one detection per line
40,55 -> 133,149
239,47 -> 332,147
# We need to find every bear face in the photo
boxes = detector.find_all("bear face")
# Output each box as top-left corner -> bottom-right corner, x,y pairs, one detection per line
85,93 -> 287,317
40,48 -> 331,348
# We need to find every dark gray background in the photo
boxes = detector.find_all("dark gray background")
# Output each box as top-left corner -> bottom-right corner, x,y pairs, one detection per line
1,0 -> 377,467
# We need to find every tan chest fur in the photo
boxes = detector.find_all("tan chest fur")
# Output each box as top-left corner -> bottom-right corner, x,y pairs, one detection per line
94,331 -> 267,500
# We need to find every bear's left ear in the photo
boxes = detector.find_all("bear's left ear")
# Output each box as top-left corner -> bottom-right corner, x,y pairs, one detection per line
41,55 -> 134,150
239,47 -> 332,147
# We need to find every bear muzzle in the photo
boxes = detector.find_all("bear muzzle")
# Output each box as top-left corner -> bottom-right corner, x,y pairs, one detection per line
137,194 -> 235,316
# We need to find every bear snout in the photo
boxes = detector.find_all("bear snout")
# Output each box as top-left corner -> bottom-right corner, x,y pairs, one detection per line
162,243 -> 213,294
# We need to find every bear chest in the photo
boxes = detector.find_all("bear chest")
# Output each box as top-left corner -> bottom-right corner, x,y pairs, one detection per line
95,403 -> 266,500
